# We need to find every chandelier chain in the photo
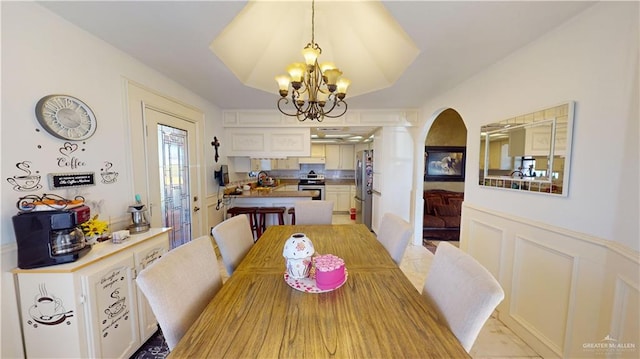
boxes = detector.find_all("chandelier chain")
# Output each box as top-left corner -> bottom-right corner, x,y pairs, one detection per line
311,0 -> 315,45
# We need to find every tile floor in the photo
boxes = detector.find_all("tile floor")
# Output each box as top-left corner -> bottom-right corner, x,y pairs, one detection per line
214,215 -> 541,358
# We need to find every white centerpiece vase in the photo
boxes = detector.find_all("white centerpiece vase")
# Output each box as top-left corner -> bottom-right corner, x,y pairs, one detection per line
282,233 -> 315,279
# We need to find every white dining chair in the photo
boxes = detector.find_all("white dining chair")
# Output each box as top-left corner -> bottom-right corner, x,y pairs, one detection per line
421,242 -> 504,352
376,212 -> 413,265
211,214 -> 255,275
294,200 -> 334,224
135,236 -> 223,351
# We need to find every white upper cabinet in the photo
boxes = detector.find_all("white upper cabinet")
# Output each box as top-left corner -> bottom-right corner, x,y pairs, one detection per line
325,145 -> 355,170
225,127 -> 311,158
274,158 -> 300,170
298,144 -> 326,164
223,110 -> 416,161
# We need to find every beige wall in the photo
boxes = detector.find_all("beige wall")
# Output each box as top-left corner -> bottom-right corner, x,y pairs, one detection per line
425,108 -> 468,146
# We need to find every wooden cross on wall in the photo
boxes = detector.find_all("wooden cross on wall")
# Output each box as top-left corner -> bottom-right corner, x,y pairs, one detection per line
211,137 -> 220,163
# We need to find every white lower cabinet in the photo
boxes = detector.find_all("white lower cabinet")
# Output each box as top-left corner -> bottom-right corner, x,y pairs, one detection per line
326,185 -> 351,212
273,184 -> 299,192
81,255 -> 140,358
132,237 -> 170,341
14,228 -> 170,359
350,186 -> 356,209
326,191 -> 338,212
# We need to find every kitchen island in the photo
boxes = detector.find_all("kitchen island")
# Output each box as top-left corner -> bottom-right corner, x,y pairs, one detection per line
223,190 -> 317,225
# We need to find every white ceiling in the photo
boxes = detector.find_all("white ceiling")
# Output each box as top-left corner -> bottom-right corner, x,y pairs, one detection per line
38,0 -> 593,112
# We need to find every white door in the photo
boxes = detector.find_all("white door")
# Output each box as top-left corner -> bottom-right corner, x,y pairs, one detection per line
127,82 -> 204,248
145,109 -> 199,249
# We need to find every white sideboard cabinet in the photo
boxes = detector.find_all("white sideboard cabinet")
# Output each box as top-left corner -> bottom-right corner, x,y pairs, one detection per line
13,228 -> 171,359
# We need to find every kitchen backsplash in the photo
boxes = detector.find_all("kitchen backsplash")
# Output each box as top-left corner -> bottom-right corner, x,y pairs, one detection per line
268,165 -> 355,180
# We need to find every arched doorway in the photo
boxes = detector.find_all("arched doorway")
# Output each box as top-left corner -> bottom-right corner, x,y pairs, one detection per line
413,108 -> 467,247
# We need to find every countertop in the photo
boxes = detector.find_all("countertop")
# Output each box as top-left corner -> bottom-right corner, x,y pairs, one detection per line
263,178 -> 355,185
224,190 -> 318,198
325,179 -> 355,185
12,227 -> 172,273
223,178 -> 355,196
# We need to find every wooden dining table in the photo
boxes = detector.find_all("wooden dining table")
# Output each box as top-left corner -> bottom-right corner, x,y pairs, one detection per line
169,224 -> 470,358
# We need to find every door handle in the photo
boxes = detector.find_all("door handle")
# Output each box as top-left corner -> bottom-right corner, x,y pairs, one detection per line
193,206 -> 200,212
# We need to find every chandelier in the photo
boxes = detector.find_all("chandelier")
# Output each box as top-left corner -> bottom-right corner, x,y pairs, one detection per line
275,0 -> 350,122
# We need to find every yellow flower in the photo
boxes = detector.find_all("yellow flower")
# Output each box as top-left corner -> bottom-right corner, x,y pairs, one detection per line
81,215 -> 109,237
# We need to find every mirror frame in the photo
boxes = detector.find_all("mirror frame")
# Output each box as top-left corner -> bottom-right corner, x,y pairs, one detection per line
479,101 -> 575,196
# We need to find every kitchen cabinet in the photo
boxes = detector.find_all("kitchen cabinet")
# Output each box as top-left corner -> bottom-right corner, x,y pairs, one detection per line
485,139 -> 511,170
326,185 -> 351,212
13,228 -> 170,359
507,121 -> 564,158
231,157 -> 251,172
225,194 -> 316,225
225,127 -> 311,158
350,185 -> 356,209
311,144 -> 325,157
325,145 -> 355,170
81,254 -> 139,358
132,238 -> 170,340
251,159 -> 274,171
234,157 -> 298,172
508,128 -> 526,157
524,122 -> 558,156
274,184 -> 299,192
273,158 -> 300,170
298,144 -> 326,164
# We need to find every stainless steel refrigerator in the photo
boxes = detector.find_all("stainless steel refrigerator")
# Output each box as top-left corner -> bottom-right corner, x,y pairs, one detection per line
354,150 -> 373,230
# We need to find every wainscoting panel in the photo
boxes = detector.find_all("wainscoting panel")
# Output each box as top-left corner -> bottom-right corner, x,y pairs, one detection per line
511,236 -> 575,355
461,204 -> 639,359
466,219 -> 504,280
612,277 -> 640,344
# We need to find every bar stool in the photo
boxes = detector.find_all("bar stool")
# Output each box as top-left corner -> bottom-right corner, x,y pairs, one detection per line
288,207 -> 296,225
256,207 -> 286,237
226,206 -> 259,239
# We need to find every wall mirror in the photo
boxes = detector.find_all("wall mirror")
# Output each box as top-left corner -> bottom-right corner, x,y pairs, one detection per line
479,101 -> 574,196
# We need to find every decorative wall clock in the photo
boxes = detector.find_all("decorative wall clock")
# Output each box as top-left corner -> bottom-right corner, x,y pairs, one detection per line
35,95 -> 97,141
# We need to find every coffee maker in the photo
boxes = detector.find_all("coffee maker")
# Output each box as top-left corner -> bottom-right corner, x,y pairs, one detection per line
127,204 -> 150,234
12,205 -> 92,269
127,194 -> 150,234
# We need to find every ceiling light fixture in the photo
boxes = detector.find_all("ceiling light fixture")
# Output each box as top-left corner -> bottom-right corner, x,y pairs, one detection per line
275,0 -> 350,122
